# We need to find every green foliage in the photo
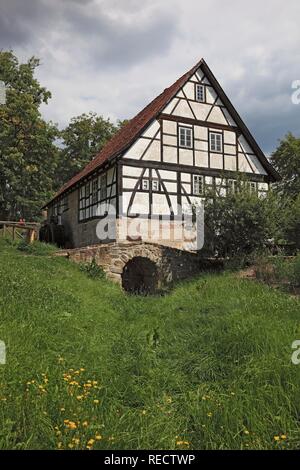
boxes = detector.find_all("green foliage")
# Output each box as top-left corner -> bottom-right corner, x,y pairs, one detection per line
17,240 -> 57,256
204,181 -> 283,260
57,112 -> 121,187
0,51 -> 59,221
255,254 -> 300,290
0,241 -> 300,449
270,133 -> 300,200
283,194 -> 300,250
79,258 -> 106,279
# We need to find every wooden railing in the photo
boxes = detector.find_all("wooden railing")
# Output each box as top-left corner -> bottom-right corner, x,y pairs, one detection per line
0,221 -> 40,244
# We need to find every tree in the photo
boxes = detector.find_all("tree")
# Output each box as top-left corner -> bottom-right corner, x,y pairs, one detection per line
204,183 -> 283,259
270,133 -> 300,199
0,51 -> 59,221
57,112 -> 123,187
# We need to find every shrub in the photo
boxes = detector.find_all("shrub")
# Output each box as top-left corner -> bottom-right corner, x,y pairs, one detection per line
204,181 -> 283,261
79,258 -> 105,280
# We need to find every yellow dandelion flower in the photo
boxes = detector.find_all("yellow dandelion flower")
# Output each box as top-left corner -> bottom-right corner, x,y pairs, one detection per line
82,421 -> 88,427
281,435 -> 287,440
68,443 -> 74,449
60,408 -> 65,412
87,439 -> 95,446
274,436 -> 280,442
93,399 -> 99,404
76,395 -> 84,401
57,442 -> 62,449
207,412 -> 212,417
95,434 -> 102,441
244,430 -> 250,435
80,368 -> 85,372
73,438 -> 80,445
66,421 -> 77,430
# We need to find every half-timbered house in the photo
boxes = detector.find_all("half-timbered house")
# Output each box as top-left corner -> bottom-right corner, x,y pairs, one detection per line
43,59 -> 280,249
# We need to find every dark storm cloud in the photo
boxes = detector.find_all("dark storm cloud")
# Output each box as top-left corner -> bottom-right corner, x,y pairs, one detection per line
0,0 -> 299,154
0,0 -> 176,68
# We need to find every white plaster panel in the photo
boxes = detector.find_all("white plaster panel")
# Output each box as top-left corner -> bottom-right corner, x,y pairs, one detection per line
182,183 -> 191,193
208,107 -> 228,125
222,108 -> 236,126
158,169 -> 177,180
224,144 -> 236,155
210,153 -> 223,169
123,137 -> 150,159
152,194 -> 170,215
182,81 -> 195,100
122,178 -> 137,189
190,102 -> 211,121
206,86 -> 217,104
181,172 -> 192,183
195,140 -> 208,151
163,134 -> 177,146
224,155 -> 237,171
142,120 -> 160,138
194,126 -> 208,140
179,148 -> 193,166
238,154 -> 253,173
195,151 -> 209,167
164,182 -> 177,193
143,140 -> 160,161
163,146 -> 177,163
122,166 -> 143,177
224,131 -> 236,145
162,98 -> 178,115
173,99 -> 194,119
162,120 -> 177,134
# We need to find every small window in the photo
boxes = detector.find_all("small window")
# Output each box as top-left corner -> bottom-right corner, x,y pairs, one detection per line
195,84 -> 205,103
193,175 -> 204,196
152,179 -> 160,192
210,132 -> 223,153
141,179 -> 149,191
248,182 -> 257,194
179,126 -> 192,148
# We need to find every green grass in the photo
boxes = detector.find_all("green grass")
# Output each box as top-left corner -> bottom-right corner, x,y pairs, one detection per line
0,239 -> 300,450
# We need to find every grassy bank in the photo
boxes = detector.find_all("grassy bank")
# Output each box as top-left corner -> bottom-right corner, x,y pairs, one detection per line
0,239 -> 300,450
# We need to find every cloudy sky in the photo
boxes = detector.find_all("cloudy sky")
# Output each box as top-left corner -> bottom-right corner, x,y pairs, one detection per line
1,0 -> 300,153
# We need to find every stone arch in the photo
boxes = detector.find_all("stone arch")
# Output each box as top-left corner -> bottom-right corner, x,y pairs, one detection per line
121,256 -> 159,294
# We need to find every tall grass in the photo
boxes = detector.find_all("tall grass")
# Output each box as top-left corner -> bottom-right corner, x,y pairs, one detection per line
0,240 -> 300,450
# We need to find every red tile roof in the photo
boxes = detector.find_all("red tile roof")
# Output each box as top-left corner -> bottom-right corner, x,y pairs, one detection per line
46,59 -> 204,205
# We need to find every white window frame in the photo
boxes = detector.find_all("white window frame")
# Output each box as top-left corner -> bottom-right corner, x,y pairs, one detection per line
195,84 -> 205,103
152,179 -> 160,192
179,126 -> 193,149
141,179 -> 149,191
210,132 -> 223,153
192,175 -> 204,196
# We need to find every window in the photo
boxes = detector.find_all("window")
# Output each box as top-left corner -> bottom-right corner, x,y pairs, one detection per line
193,175 -> 204,196
152,179 -> 160,192
248,182 -> 257,194
179,126 -> 192,148
141,179 -> 149,191
195,84 -> 205,103
100,174 -> 107,200
228,179 -> 238,194
210,132 -> 223,153
78,171 -> 108,221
